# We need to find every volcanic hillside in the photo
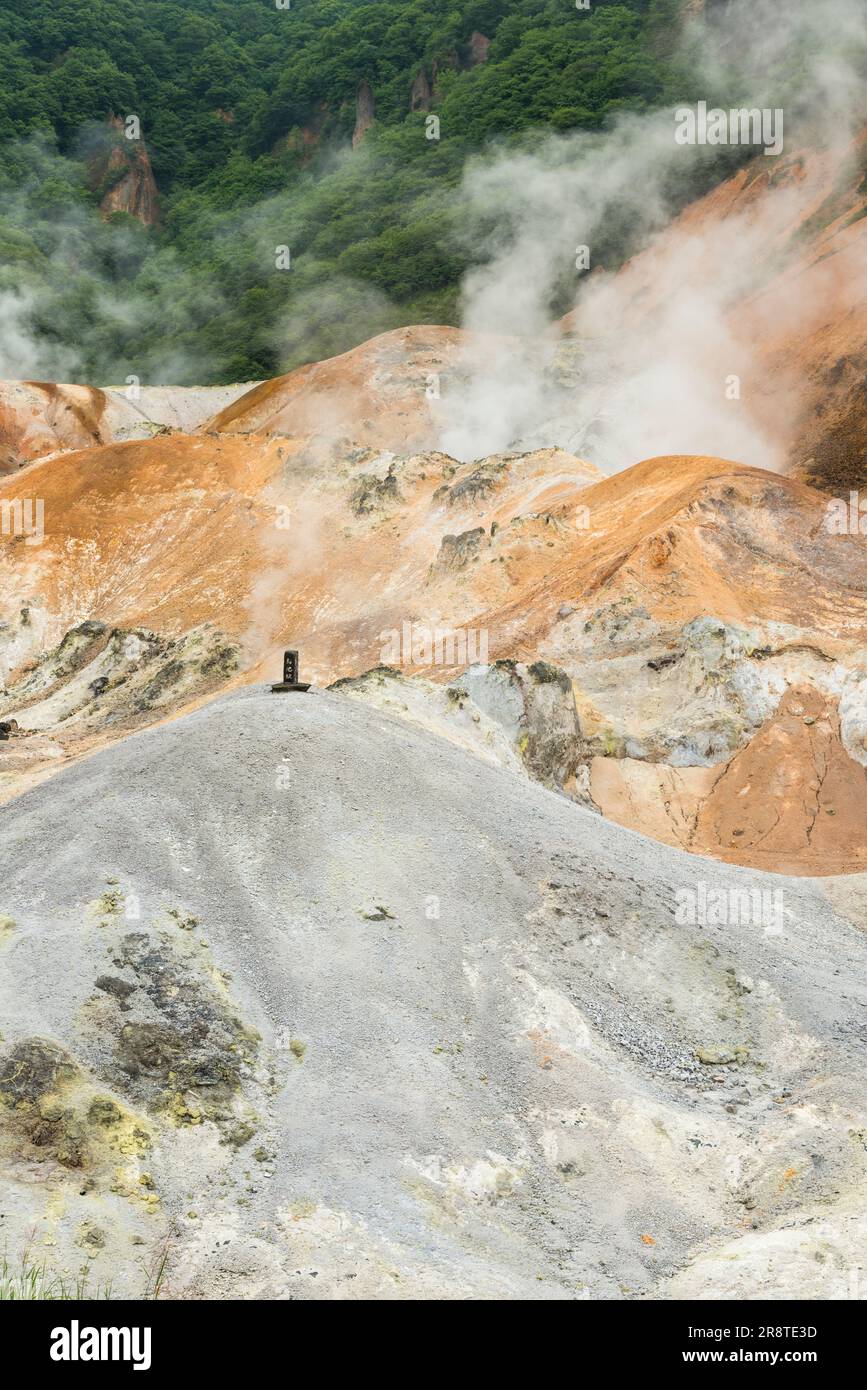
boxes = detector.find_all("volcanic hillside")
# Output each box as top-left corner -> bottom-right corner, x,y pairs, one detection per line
204,325 -> 467,458
0,380 -> 258,476
3,420 -> 867,872
1,687 -> 865,1299
5,129 -> 867,869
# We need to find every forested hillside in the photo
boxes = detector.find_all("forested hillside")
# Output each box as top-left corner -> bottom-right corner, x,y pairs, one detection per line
0,1 -> 685,184
0,0 -> 779,381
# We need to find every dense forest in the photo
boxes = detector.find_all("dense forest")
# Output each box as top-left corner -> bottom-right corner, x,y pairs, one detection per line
0,0 -> 793,382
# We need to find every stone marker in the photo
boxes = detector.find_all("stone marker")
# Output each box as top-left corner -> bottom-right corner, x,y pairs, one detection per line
271,649 -> 311,693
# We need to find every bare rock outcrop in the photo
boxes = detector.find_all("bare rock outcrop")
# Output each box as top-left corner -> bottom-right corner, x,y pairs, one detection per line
281,102 -> 328,161
410,71 -> 432,112
467,32 -> 491,65
352,83 -> 375,148
88,116 -> 161,226
0,618 -> 239,801
434,527 -> 486,573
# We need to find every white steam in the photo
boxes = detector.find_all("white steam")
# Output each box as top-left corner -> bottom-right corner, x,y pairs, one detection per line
440,0 -> 867,470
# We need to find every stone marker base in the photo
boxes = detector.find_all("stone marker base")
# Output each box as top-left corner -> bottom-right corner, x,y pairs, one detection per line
270,683 -> 311,693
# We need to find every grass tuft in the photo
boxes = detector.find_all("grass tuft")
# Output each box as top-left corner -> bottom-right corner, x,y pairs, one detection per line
0,1248 -> 111,1301
0,1237 -> 173,1300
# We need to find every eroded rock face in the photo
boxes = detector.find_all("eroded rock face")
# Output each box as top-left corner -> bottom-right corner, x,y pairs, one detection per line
457,659 -> 592,802
350,463 -> 401,517
331,613 -> 867,873
437,459 -> 507,508
434,527 -> 486,573
6,320 -> 867,873
332,660 -> 598,810
0,620 -> 239,801
328,665 -> 524,772
0,382 -> 110,474
690,685 -> 867,873
88,117 -> 161,227
467,32 -> 491,65
280,102 -> 328,160
352,83 -> 375,148
410,71 -> 432,111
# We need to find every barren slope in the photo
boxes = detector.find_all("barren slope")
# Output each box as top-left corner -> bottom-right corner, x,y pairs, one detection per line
1,688 -> 864,1300
0,380 -> 257,475
204,324 -> 468,456
4,440 -> 867,871
0,430 -> 601,682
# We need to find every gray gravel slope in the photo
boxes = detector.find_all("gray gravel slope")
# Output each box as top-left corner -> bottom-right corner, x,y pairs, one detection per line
0,686 -> 865,1299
